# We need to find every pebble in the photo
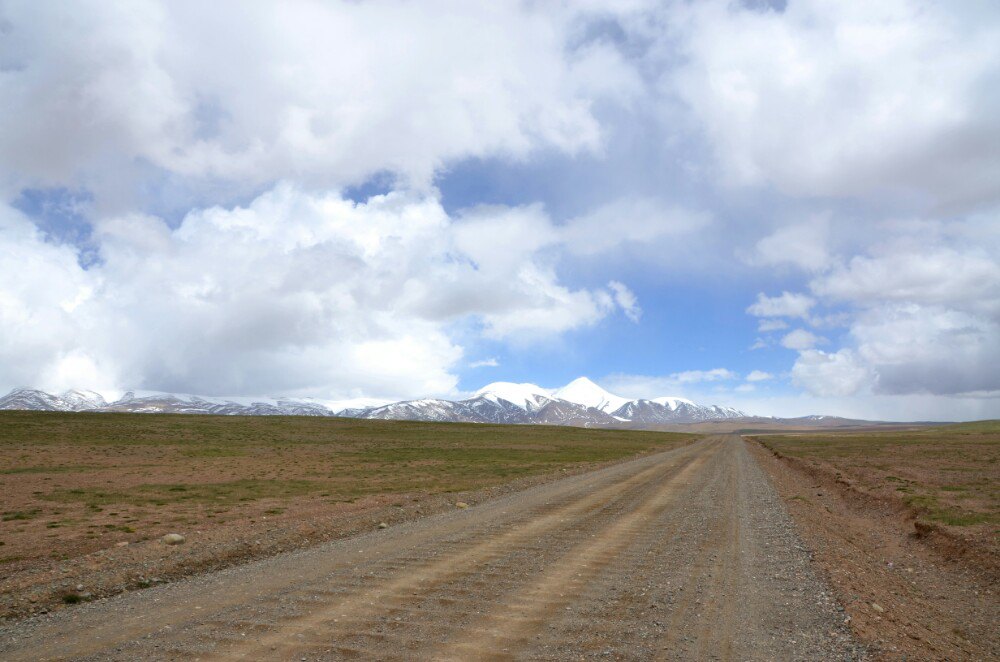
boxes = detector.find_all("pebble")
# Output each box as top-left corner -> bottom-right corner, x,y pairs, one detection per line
161,533 -> 186,545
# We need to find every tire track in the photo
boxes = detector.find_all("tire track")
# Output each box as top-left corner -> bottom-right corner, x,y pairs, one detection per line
203,440 -> 717,660
0,441 -> 701,662
430,446 -> 717,660
0,436 -> 864,661
650,439 -> 743,661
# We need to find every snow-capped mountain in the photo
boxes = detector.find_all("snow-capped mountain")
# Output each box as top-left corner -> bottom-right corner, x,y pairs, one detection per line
344,378 -> 745,427
0,388 -> 107,412
0,389 -> 332,417
0,379 -> 748,427
474,382 -> 552,410
552,377 -> 630,414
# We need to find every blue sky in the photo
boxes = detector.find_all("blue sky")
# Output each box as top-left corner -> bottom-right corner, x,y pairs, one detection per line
1,1 -> 998,420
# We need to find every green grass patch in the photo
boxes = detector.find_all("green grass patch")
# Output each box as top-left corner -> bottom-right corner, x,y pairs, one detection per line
751,421 -> 999,530
45,478 -> 330,507
0,464 -> 96,475
1,410 -> 698,515
180,447 -> 246,458
2,509 -> 41,521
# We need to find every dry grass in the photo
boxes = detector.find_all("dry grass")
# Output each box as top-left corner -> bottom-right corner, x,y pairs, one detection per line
751,421 -> 999,533
0,411 -> 695,571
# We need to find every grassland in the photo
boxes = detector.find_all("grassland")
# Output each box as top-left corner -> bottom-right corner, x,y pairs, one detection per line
751,421 -> 999,533
0,411 -> 695,579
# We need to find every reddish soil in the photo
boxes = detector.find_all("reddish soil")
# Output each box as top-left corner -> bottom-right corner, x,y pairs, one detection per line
0,466 -> 580,621
749,438 -> 998,660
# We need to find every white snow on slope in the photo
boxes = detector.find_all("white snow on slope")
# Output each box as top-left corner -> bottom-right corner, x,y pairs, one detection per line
552,377 -> 630,413
475,382 -> 552,410
651,396 -> 696,411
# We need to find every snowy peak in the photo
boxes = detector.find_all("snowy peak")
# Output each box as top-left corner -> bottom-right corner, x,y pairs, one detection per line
0,378 -> 749,427
650,396 -> 695,411
59,389 -> 108,410
0,388 -> 107,412
474,382 -> 552,410
552,377 -> 629,414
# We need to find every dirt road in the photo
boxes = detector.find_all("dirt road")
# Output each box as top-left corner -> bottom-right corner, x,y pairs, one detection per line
0,436 -> 863,660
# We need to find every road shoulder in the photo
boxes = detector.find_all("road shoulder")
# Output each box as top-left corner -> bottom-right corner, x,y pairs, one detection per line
747,437 -> 998,660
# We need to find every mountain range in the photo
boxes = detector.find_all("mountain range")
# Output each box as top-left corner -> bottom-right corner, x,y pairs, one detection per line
0,377 -> 747,427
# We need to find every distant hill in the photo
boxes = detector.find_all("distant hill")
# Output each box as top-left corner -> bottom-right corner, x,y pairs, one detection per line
0,377 -> 749,428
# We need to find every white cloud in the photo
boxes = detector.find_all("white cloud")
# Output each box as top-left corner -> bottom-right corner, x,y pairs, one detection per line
757,318 -> 788,332
671,368 -> 737,384
850,304 -> 999,396
670,0 -> 1000,208
0,187 -> 638,398
812,246 -> 1000,317
780,329 -> 825,351
608,281 -> 641,322
0,1 -> 640,202
792,349 -> 873,397
766,213 -> 1000,398
715,391 -> 999,422
469,358 -> 499,369
561,198 -> 711,257
748,215 -> 831,272
745,370 -> 773,382
0,205 -> 112,393
746,291 -> 815,319
604,368 -> 739,400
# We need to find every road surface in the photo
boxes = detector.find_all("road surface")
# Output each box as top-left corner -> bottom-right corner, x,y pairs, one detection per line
0,436 -> 862,660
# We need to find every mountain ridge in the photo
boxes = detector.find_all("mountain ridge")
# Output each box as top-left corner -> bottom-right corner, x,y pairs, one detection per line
0,380 -> 749,428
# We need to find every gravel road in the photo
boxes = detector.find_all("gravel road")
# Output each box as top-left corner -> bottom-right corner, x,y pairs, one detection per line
0,435 -> 864,661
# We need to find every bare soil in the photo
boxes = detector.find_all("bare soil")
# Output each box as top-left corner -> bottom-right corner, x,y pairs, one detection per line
0,436 -> 863,661
748,436 -> 999,660
0,411 -> 692,620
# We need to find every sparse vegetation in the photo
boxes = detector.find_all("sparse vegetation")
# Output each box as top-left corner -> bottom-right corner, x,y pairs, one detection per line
0,410 -> 696,581
2,509 -> 40,522
752,421 -> 999,531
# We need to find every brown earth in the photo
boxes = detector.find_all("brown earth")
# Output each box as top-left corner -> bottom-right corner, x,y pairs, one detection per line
0,411 -> 693,620
748,436 -> 999,660
0,470 -> 597,622
0,436 -> 863,661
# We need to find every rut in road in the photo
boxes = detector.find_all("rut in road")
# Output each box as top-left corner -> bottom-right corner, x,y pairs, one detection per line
0,436 -> 862,661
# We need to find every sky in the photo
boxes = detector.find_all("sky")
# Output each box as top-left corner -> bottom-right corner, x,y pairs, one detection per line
1,0 -> 999,421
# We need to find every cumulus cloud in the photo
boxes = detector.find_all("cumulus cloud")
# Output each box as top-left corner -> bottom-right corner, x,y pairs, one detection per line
2,0 -> 998,422
780,329 -> 825,351
757,318 -> 788,332
746,291 -> 815,319
745,370 -> 773,382
792,349 -> 873,397
747,215 -> 831,272
608,281 -> 641,322
0,205 -> 110,391
560,198 -> 711,257
766,213 -> 1000,398
813,246 -> 1000,317
0,1 -> 639,203
0,187 -> 639,397
670,0 -> 1000,208
850,304 -> 1000,396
